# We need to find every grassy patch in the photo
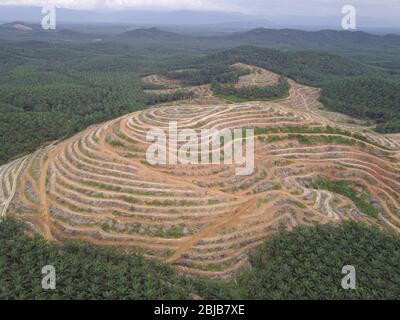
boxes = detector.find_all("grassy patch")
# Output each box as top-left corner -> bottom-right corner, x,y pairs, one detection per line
311,177 -> 380,218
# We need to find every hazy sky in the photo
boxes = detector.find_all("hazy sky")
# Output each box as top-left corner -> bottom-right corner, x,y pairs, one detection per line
0,0 -> 399,18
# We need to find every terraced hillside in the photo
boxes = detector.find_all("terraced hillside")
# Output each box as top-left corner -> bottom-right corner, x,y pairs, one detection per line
1,65 -> 400,279
231,63 -> 280,88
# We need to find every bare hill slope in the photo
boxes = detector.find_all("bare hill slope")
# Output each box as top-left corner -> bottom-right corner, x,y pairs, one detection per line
2,66 -> 400,279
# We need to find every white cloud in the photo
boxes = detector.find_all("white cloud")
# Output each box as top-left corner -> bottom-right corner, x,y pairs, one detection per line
0,0 -> 247,11
0,0 -> 398,17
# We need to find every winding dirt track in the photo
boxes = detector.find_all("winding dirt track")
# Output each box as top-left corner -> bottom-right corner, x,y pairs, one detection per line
2,66 -> 400,278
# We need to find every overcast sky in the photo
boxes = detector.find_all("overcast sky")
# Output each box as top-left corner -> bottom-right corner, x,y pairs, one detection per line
0,0 -> 399,18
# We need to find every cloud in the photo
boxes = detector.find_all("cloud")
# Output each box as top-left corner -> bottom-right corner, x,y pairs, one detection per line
0,0 -> 398,18
0,0 -> 248,11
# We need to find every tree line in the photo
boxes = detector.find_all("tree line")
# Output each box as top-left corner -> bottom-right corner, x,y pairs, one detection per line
0,218 -> 398,299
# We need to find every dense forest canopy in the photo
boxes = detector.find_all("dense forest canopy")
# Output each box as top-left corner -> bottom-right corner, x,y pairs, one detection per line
239,222 -> 400,300
0,40 -> 197,165
219,47 -> 374,82
196,46 -> 400,131
1,218 -> 398,299
320,77 -> 400,133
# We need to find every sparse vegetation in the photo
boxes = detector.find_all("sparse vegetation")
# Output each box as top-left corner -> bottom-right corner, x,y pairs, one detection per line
311,177 -> 380,218
212,76 -> 289,101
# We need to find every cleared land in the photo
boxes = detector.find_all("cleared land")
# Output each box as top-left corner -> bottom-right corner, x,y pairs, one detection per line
231,63 -> 280,88
1,65 -> 400,279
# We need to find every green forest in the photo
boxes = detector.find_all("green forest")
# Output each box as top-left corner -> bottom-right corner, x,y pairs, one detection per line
197,46 -> 400,131
320,77 -> 400,133
0,40 -> 195,165
1,218 -> 398,300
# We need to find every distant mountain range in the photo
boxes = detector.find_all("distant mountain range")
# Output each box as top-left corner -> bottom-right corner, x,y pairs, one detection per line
2,21 -> 400,53
118,27 -> 186,40
1,5 -> 399,33
229,28 -> 400,48
0,6 -> 274,28
0,22 -> 99,40
115,26 -> 400,51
